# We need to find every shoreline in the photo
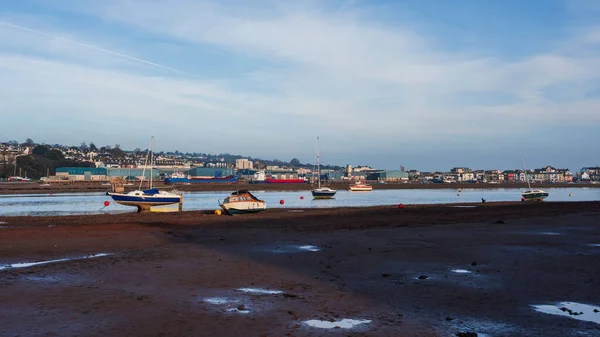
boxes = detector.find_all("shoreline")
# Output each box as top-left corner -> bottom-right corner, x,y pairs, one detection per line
1,200 -> 600,336
0,181 -> 597,195
1,200 -> 597,223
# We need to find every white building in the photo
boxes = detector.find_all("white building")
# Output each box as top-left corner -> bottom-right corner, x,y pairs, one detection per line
235,158 -> 253,170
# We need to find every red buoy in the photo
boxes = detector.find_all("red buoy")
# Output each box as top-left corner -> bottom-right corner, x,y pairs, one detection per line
279,199 -> 284,205
300,196 -> 304,200
521,197 -> 526,202
104,201 -> 110,207
398,203 -> 404,209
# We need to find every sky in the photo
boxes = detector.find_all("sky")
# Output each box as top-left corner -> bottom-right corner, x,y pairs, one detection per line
0,0 -> 599,171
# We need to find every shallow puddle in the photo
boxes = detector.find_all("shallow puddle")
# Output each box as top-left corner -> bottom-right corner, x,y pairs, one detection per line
539,232 -> 561,236
453,206 -> 477,208
203,297 -> 231,305
227,307 -> 250,314
270,244 -> 322,253
298,245 -> 321,252
304,318 -> 372,329
451,269 -> 472,274
588,243 -> 600,247
21,275 -> 61,282
532,302 -> 600,324
0,253 -> 112,271
236,288 -> 283,295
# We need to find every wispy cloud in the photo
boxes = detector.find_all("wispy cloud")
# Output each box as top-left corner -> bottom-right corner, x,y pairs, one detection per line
0,0 -> 599,169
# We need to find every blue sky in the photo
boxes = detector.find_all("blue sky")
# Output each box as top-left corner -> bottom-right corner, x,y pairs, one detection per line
0,0 -> 599,171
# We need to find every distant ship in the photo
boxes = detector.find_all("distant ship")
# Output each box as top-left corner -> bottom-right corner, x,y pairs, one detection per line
7,176 -> 31,182
265,177 -> 306,183
164,170 -> 239,184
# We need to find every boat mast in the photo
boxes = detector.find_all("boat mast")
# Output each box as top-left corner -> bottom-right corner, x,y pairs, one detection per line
139,137 -> 151,191
150,136 -> 154,189
317,136 -> 321,189
521,155 -> 532,189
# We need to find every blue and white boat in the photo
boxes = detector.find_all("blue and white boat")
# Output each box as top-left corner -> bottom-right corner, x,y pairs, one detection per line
107,137 -> 182,211
107,188 -> 182,208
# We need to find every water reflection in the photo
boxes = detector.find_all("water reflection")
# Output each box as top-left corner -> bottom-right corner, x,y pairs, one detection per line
0,187 -> 598,217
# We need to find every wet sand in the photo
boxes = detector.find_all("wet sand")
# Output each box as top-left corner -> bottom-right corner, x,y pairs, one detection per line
1,181 -> 597,195
1,201 -> 600,336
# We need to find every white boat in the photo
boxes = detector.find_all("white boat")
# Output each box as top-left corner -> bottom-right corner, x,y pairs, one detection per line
349,182 -> 372,191
107,137 -> 182,212
311,136 -> 337,199
520,156 -> 549,201
219,190 -> 266,215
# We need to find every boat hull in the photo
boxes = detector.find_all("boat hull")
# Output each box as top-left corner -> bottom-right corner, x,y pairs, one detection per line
265,178 -> 306,184
220,202 -> 266,215
349,185 -> 372,191
522,190 -> 549,201
165,176 -> 239,184
107,191 -> 182,209
311,190 -> 337,199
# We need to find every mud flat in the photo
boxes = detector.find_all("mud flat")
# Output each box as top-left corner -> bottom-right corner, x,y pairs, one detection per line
1,201 -> 600,336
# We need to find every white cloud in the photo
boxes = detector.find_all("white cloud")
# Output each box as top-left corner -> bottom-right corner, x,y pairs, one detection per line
0,1 -> 599,166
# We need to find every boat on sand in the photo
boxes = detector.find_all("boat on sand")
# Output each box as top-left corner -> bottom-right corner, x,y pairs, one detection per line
219,190 -> 266,215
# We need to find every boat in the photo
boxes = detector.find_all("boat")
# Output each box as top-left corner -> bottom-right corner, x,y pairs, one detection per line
520,155 -> 549,201
264,177 -> 306,184
163,171 -> 190,184
189,175 -> 238,183
164,169 -> 239,184
219,189 -> 267,215
311,136 -> 337,199
107,137 -> 182,212
7,176 -> 30,182
349,182 -> 372,191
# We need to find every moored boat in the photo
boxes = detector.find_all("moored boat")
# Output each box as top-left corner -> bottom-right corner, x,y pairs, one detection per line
522,189 -> 549,201
311,136 -> 336,199
108,188 -> 182,208
219,190 -> 267,215
349,182 -> 372,191
107,137 -> 182,212
520,155 -> 549,201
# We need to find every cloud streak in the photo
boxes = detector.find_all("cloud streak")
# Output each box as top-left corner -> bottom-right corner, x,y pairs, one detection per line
0,20 -> 193,76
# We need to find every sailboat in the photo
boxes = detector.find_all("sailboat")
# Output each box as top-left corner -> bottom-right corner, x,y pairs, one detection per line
107,137 -> 182,211
311,136 -> 337,199
520,155 -> 549,201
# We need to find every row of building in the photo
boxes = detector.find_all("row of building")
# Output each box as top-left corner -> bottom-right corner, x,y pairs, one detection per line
46,165 -> 600,183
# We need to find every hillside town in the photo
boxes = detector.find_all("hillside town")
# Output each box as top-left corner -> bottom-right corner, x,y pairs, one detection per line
1,141 -> 599,183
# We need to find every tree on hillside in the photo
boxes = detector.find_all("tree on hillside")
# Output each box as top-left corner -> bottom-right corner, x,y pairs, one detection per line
32,145 -> 50,157
80,142 -> 89,153
89,142 -> 98,152
110,147 -> 126,158
290,158 -> 301,167
45,149 -> 65,161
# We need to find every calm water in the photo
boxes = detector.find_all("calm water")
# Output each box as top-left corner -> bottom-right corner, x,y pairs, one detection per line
0,188 -> 599,217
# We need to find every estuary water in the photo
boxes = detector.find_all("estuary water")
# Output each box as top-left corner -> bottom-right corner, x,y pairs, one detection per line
0,187 -> 599,217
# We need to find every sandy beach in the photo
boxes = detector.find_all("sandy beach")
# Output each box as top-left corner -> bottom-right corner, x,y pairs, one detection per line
1,201 -> 600,336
